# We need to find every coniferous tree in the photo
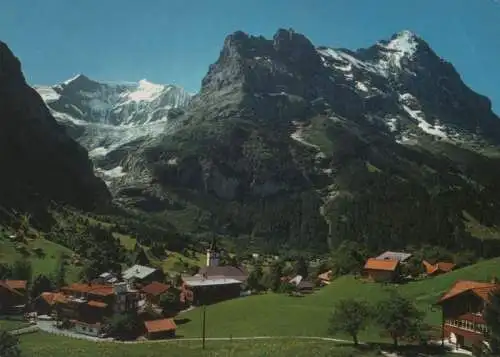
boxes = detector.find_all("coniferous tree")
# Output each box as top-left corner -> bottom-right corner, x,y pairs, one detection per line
54,254 -> 66,289
30,274 -> 55,301
294,256 -> 309,278
247,265 -> 264,292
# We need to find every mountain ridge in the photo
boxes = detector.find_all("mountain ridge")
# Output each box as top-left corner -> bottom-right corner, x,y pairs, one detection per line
114,28 -> 500,254
27,29 -> 500,255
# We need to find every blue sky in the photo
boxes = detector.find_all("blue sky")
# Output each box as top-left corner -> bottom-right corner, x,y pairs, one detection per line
1,0 -> 499,113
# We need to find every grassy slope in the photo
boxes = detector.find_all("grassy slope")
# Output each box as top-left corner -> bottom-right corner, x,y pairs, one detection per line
116,233 -> 205,274
0,234 -> 80,282
19,332 -> 380,357
176,257 -> 500,339
0,319 -> 31,331
462,211 -> 500,241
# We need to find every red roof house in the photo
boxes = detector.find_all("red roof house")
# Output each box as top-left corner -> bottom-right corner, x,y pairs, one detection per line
436,279 -> 500,350
363,258 -> 400,283
140,281 -> 170,305
144,318 -> 176,339
423,260 -> 456,276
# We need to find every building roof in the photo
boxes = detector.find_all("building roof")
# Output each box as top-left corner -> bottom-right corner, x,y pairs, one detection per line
197,266 -> 248,281
364,258 -> 399,271
38,292 -> 67,305
141,281 -> 170,297
122,265 -> 157,281
435,262 -> 456,272
375,251 -> 412,262
423,260 -> 456,275
183,277 -> 242,287
437,280 -> 500,304
61,283 -> 114,296
2,280 -> 27,290
144,318 -> 177,333
88,300 -> 108,308
0,281 -> 24,296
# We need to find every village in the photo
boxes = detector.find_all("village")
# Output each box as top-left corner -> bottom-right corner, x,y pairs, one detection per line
1,233 -> 498,354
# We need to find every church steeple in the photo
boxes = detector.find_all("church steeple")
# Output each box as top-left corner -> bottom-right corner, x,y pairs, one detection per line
206,234 -> 220,267
209,234 -> 218,251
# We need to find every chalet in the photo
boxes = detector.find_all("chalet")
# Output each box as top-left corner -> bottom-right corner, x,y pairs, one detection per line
0,280 -> 27,312
363,258 -> 400,283
41,282 -> 140,336
144,318 -> 176,340
423,260 -> 456,277
141,281 -> 170,305
375,251 -> 412,263
436,279 -> 500,351
34,292 -> 66,316
122,265 -> 163,285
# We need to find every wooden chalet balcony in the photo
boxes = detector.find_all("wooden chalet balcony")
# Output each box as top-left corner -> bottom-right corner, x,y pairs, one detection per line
445,318 -> 489,335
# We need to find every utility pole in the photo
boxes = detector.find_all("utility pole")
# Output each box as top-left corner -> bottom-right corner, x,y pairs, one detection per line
202,304 -> 207,349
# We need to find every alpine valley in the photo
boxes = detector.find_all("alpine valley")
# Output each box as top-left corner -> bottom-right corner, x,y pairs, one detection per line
3,28 -> 500,256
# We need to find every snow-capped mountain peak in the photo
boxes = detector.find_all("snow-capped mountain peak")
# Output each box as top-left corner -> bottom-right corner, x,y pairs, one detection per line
35,75 -> 192,126
62,73 -> 88,85
382,30 -> 419,59
34,76 -> 193,185
124,79 -> 166,103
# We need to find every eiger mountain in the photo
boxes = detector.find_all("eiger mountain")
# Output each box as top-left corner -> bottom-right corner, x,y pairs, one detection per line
0,42 -> 110,223
121,29 -> 500,254
6,28 -> 500,255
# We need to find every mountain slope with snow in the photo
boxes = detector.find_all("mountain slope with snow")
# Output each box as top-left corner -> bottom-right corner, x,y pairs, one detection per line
34,75 -> 192,184
36,74 -> 191,126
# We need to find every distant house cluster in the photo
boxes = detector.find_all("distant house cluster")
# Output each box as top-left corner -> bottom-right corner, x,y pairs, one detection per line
33,263 -> 177,339
25,235 -> 253,340
363,251 -> 456,283
363,251 -> 412,283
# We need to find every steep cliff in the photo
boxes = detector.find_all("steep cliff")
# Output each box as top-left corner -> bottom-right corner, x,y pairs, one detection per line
0,41 -> 111,222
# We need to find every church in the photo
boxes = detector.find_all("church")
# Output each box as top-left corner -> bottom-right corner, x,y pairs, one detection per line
181,236 -> 248,306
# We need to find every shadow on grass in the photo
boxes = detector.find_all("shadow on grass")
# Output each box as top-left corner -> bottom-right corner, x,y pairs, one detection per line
174,318 -> 191,325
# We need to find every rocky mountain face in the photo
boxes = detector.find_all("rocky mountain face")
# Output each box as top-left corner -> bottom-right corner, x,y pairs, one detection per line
0,41 -> 110,223
34,76 -> 192,184
35,29 -> 500,254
